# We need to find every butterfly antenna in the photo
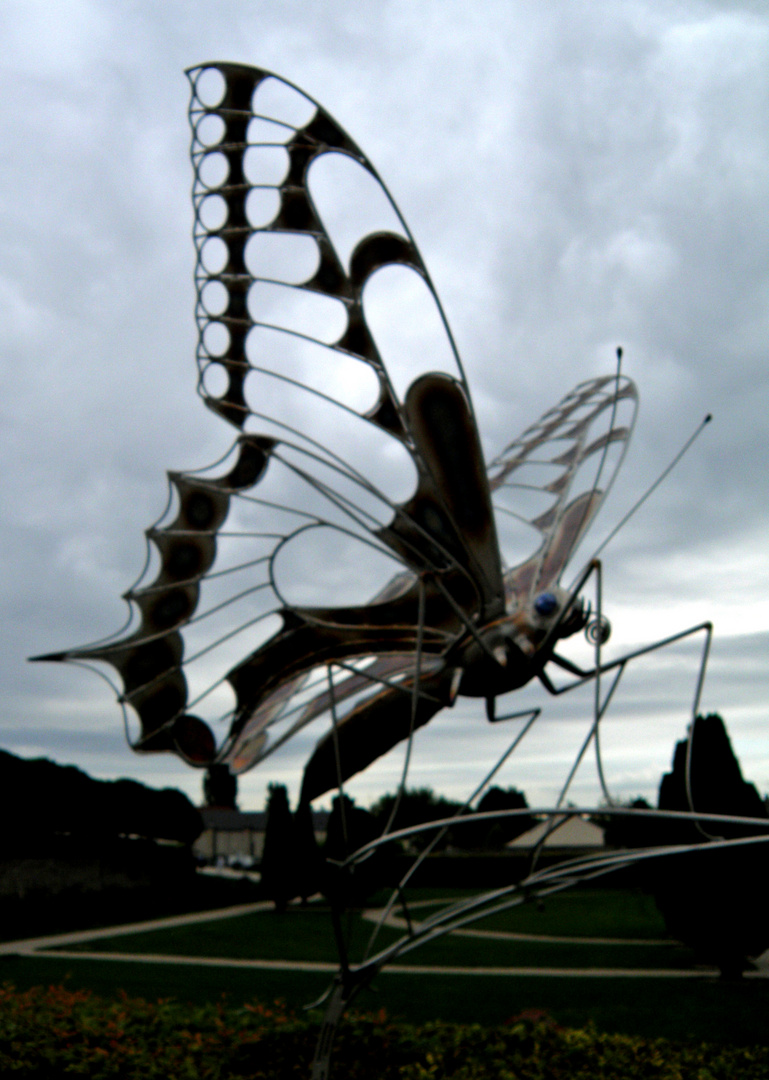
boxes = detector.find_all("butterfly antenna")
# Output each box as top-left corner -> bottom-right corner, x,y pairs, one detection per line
590,411 -> 713,561
565,346 -> 625,564
587,345 -> 624,507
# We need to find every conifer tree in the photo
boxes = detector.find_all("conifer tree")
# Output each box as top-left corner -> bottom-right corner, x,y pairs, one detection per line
260,783 -> 297,912
203,764 -> 238,810
653,714 -> 769,977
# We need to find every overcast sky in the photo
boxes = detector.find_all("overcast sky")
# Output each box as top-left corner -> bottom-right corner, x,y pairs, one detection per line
2,0 -> 768,815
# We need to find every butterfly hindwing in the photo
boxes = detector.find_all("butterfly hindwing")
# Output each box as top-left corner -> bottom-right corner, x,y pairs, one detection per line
490,374 -> 638,606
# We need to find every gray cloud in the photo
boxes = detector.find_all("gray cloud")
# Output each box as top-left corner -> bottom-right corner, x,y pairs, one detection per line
1,0 -> 767,813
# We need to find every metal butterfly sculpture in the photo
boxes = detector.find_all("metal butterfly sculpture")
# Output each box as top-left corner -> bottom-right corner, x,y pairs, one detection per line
36,63 -> 646,810
36,63 -> 752,1079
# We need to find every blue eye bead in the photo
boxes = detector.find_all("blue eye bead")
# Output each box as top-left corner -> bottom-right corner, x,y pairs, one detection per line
534,592 -> 558,616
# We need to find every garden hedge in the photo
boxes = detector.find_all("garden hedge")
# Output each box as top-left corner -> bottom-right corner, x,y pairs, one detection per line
1,983 -> 767,1079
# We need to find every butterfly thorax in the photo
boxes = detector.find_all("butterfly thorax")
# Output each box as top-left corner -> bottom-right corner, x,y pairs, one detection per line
452,586 -> 587,699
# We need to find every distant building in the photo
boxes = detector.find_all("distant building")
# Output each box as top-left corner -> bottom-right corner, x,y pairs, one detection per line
506,815 -> 605,856
194,807 -> 330,866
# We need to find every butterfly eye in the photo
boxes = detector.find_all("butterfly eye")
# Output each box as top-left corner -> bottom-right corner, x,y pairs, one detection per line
534,592 -> 558,616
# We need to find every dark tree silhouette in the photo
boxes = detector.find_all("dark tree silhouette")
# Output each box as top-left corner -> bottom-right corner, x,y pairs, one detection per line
292,799 -> 324,903
0,750 -> 202,847
658,713 -> 767,841
474,786 -> 536,849
369,785 -> 534,851
322,794 -> 389,905
368,787 -> 463,851
260,783 -> 298,912
203,764 -> 238,809
600,797 -> 657,849
651,714 -> 769,978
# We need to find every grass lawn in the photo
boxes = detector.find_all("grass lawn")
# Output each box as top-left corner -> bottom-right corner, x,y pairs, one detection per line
55,904 -> 374,963
437,885 -> 669,938
51,886 -> 699,970
5,885 -> 768,1046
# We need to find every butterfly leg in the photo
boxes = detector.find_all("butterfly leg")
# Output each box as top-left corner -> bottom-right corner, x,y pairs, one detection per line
542,620 -> 713,711
360,705 -> 541,962
541,632 -> 713,810
310,972 -> 373,1080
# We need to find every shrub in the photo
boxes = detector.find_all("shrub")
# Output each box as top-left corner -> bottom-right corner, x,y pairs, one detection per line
1,984 -> 769,1078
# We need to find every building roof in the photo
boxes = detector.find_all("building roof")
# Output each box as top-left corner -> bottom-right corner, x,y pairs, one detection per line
200,808 -> 266,831
507,815 -> 605,850
199,808 -> 330,831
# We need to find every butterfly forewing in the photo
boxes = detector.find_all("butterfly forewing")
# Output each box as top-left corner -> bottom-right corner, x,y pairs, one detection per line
187,62 -> 471,438
36,64 -> 637,796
